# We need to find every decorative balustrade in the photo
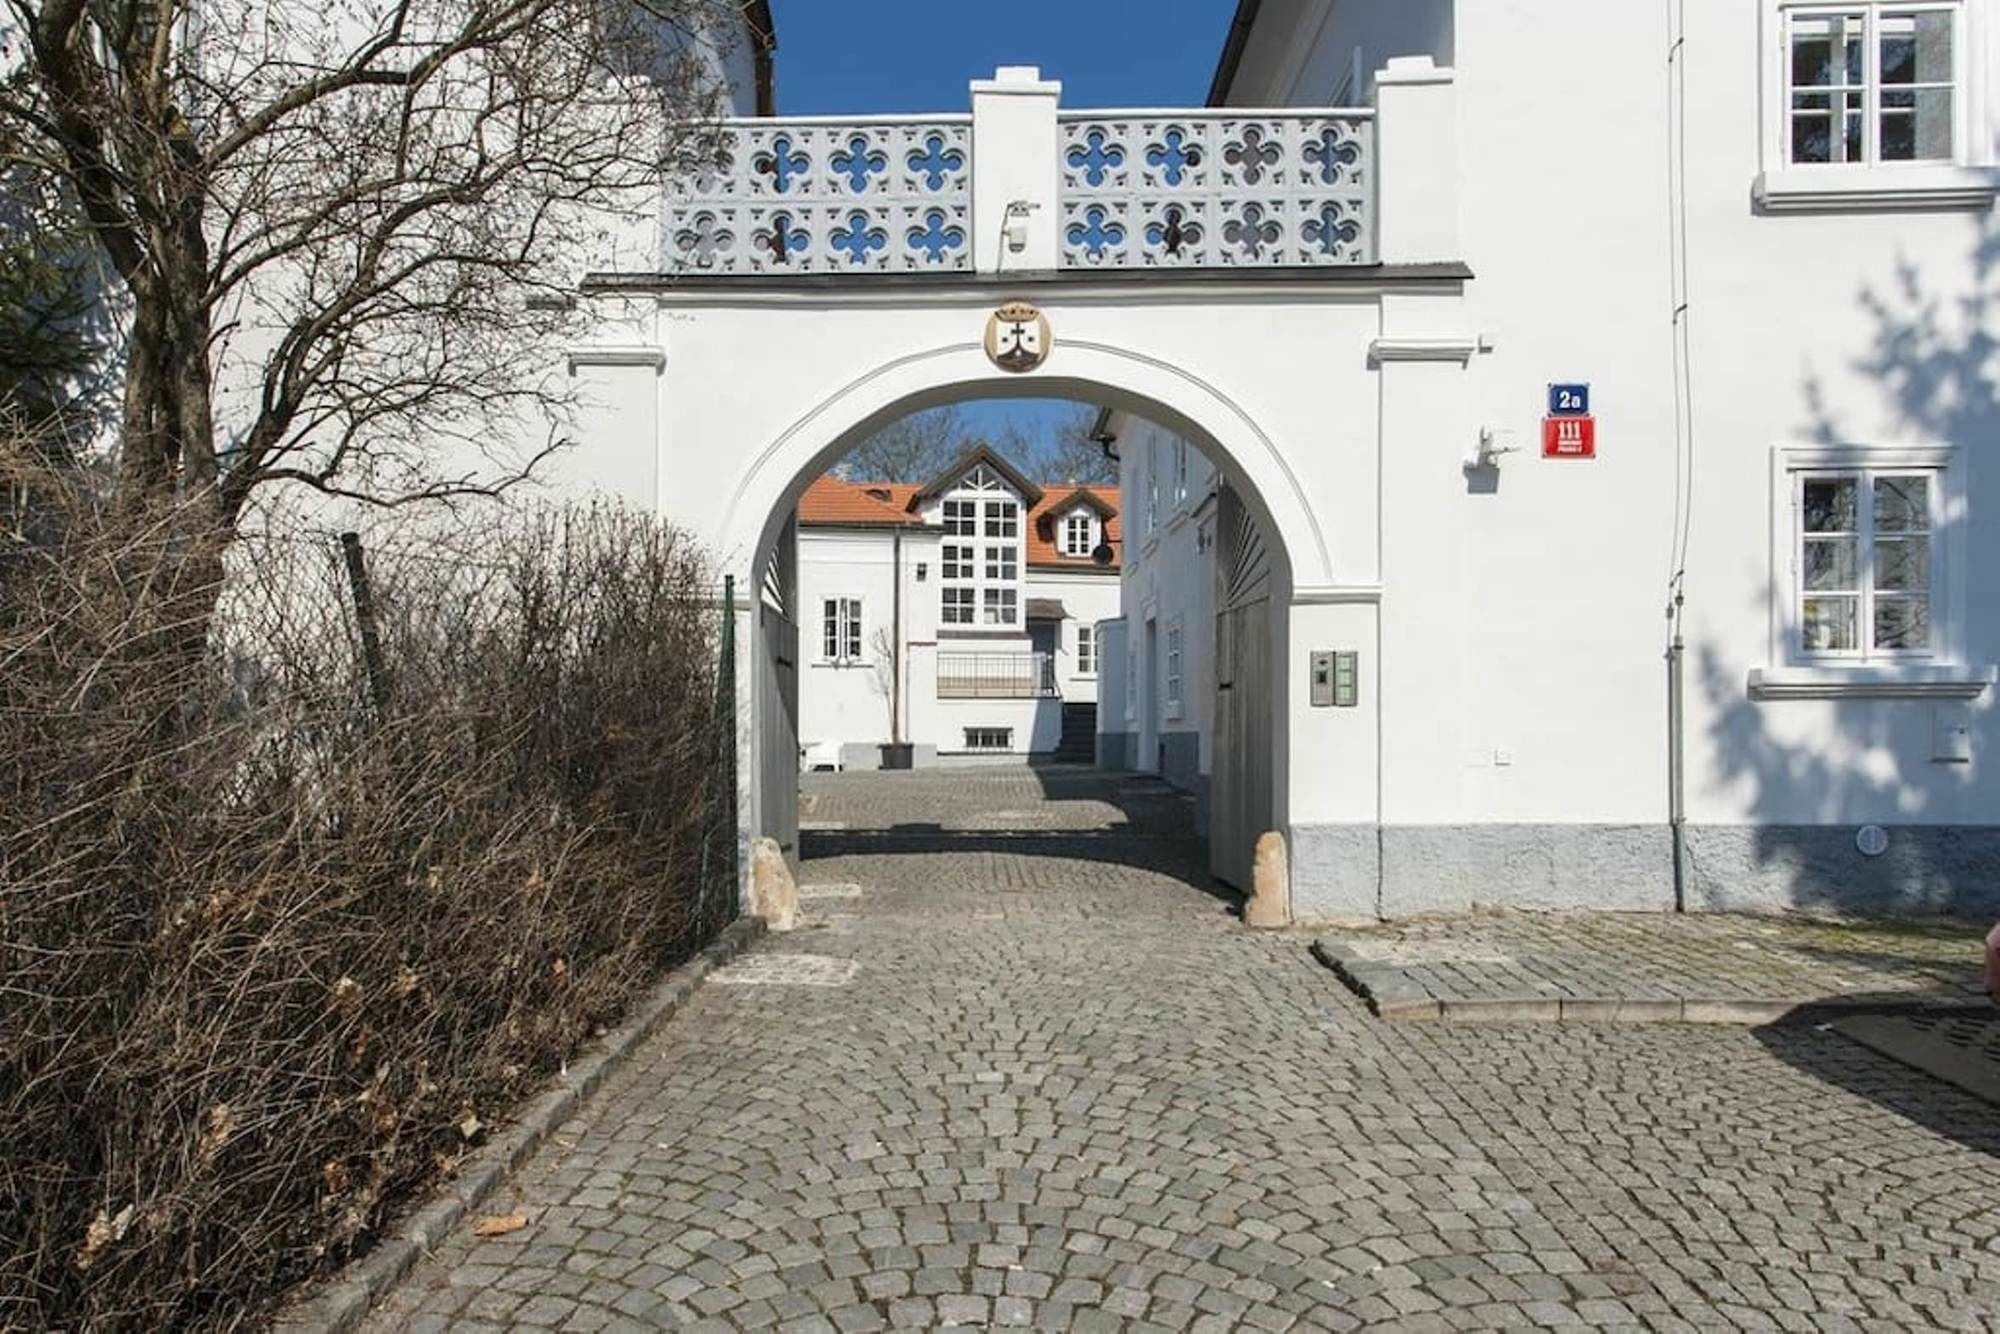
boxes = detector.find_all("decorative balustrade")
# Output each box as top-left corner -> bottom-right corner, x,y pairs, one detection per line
936,652 -> 1058,700
665,117 -> 973,274
1057,110 -> 1374,268
660,105 -> 1379,276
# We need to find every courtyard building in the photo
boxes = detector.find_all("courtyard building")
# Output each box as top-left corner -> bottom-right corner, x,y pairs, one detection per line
793,445 -> 1120,769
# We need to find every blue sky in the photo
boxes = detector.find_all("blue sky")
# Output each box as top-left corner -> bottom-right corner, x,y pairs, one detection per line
766,0 -> 1237,462
767,1 -> 1237,116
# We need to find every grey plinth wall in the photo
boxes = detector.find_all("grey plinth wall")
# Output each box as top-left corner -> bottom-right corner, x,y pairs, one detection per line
1286,821 -> 2000,921
1097,731 -> 1136,770
1685,825 -> 2000,919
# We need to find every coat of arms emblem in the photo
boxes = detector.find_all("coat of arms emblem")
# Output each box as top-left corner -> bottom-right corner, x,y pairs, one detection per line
984,301 -> 1051,373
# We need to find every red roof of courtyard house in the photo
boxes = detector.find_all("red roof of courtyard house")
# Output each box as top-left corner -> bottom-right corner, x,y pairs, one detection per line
797,475 -> 1122,571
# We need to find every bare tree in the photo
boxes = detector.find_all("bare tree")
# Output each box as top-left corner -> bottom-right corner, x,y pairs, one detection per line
836,403 -> 968,482
1033,402 -> 1116,485
0,0 -> 740,553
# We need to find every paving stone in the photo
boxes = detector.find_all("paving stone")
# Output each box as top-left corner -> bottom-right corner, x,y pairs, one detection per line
356,769 -> 2000,1334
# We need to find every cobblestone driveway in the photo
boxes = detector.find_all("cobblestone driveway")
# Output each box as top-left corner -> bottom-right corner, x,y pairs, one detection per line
369,767 -> 2000,1331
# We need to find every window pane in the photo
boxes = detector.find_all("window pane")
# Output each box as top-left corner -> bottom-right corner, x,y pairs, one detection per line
1791,14 -> 1865,86
1874,475 -> 1930,532
1873,537 -> 1930,592
1792,110 -> 1834,164
1802,595 -> 1859,651
1803,536 -> 1859,590
1880,12 -> 1954,160
1874,595 -> 1931,649
1882,89 -> 1953,160
1880,11 -> 1953,83
1802,477 -> 1857,532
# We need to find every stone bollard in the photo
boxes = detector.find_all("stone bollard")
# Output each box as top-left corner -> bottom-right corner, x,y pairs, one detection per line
1245,830 -> 1291,929
748,837 -> 799,932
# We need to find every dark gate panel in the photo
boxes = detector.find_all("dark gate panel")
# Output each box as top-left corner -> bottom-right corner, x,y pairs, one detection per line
1209,483 -> 1274,890
757,518 -> 800,867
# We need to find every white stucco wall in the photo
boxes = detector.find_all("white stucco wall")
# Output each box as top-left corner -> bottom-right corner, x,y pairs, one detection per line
1197,0 -> 2000,916
1113,414 -> 1218,793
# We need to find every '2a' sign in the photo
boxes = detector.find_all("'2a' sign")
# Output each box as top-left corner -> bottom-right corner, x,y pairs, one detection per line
1548,383 -> 1590,416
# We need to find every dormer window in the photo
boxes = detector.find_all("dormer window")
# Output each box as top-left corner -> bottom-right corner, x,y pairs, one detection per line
1063,511 -> 1096,557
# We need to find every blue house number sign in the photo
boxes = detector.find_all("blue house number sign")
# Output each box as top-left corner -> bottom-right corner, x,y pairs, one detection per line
1548,383 -> 1590,416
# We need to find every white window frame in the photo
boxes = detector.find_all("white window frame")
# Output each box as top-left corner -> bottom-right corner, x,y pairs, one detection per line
820,597 -> 864,664
1076,623 -> 1097,676
1754,444 -> 1992,699
1164,619 -> 1184,720
1757,0 -> 1998,210
963,726 -> 1012,752
937,471 -> 1022,629
1062,510 -> 1097,558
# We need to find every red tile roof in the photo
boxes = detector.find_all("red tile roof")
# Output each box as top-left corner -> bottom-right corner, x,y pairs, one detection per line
796,477 -> 925,527
798,476 -> 1121,571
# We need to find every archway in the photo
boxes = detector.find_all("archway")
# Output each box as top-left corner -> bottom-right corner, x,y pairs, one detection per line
732,354 -> 1310,896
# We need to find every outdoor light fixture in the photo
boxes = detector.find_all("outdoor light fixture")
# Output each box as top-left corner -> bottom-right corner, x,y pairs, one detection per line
1467,427 -> 1520,471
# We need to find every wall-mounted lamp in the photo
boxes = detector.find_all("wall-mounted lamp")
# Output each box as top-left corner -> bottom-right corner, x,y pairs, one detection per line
1467,427 -> 1520,471
1002,199 -> 1038,254
915,562 -> 928,582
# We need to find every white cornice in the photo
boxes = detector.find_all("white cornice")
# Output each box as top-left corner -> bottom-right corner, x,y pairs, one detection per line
1294,583 -> 1384,605
1367,336 -> 1482,366
566,347 -> 664,373
1754,167 -> 2000,213
1748,665 -> 1997,701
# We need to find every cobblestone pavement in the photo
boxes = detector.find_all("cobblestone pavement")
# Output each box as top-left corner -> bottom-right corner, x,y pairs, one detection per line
368,767 -> 2000,1332
1316,913 -> 1989,1022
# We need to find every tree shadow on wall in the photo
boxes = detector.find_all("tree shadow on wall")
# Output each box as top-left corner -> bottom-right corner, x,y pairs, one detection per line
1694,212 -> 2000,923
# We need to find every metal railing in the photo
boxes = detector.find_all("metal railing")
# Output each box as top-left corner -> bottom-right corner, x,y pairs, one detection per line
937,651 -> 1057,699
1057,109 -> 1375,268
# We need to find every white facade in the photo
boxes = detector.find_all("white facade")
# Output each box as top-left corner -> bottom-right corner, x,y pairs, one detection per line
1101,417 -> 1219,808
1091,0 -> 2000,917
793,462 -> 1121,768
549,10 -> 2000,920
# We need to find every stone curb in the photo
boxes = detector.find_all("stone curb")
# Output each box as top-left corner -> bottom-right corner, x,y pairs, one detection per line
1311,936 -> 1989,1026
275,916 -> 768,1334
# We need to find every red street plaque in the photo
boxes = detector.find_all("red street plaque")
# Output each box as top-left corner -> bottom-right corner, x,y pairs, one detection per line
1543,415 -> 1595,459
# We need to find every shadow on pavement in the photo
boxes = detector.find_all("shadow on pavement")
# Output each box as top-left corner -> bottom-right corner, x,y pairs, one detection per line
1752,1012 -> 2000,1159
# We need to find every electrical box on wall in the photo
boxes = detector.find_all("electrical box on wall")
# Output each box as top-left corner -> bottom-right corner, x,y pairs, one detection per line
1310,651 -> 1360,708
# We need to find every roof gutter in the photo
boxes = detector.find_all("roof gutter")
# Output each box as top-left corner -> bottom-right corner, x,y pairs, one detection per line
1205,0 -> 1263,107
745,0 -> 776,116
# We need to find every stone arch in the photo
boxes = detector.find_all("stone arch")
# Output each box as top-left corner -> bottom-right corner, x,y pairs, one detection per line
725,339 -> 1328,594
726,335 -> 1314,881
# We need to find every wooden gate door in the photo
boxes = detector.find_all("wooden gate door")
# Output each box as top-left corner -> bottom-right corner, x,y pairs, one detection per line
757,519 -> 801,866
1209,484 -> 1274,890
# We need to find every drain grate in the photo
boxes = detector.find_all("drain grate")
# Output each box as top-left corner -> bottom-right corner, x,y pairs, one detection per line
1833,1010 -> 2000,1107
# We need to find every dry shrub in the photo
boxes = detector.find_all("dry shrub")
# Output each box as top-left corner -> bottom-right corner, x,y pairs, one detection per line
0,460 -> 735,1328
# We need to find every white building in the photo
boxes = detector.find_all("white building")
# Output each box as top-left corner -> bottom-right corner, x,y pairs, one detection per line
1081,0 -> 2000,915
793,446 -> 1122,768
549,0 -> 2000,920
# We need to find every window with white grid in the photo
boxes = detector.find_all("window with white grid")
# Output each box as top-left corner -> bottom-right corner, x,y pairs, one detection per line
1795,468 -> 1937,657
1062,511 -> 1096,557
821,597 -> 863,663
1076,624 -> 1097,676
937,466 -> 1022,628
1780,3 -> 1963,166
